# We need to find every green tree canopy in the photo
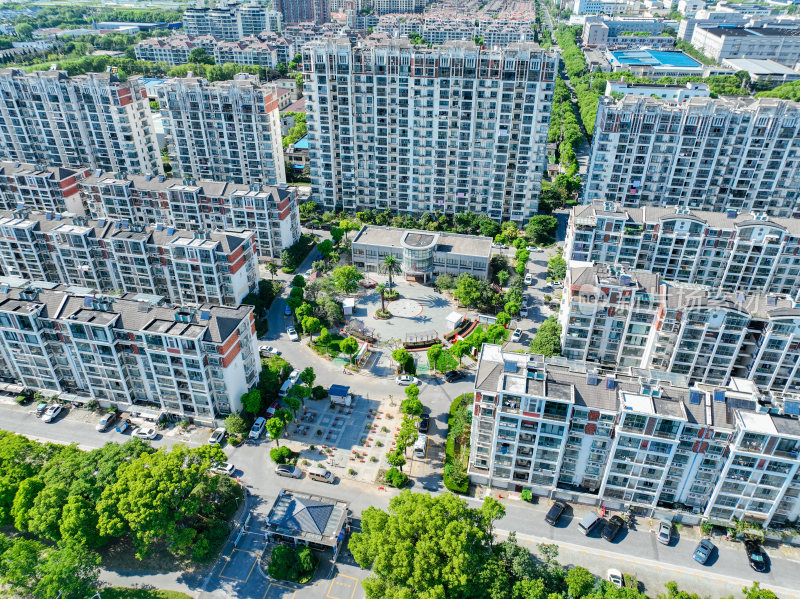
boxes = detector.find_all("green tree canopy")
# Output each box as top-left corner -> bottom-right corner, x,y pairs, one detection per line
529,317 -> 562,358
331,265 -> 364,294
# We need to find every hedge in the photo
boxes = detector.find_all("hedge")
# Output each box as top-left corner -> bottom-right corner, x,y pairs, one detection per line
443,393 -> 474,494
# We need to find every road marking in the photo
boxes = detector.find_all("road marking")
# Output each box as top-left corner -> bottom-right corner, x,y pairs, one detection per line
327,574 -> 359,599
264,582 -> 296,598
218,549 -> 256,582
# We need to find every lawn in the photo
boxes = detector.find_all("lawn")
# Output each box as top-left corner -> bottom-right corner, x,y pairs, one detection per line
312,333 -> 345,358
433,349 -> 459,372
101,589 -> 193,599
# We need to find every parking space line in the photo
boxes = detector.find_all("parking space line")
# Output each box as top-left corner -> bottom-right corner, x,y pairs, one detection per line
264,582 -> 296,598
218,549 -> 257,582
327,574 -> 359,599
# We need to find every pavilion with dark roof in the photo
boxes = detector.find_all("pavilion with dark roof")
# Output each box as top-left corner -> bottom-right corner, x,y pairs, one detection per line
264,489 -> 349,549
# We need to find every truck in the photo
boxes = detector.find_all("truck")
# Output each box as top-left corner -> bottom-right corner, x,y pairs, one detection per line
329,384 -> 352,407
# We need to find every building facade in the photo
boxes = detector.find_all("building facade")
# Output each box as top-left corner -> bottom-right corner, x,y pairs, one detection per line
0,162 -> 89,215
0,286 -> 259,422
351,225 -> 492,282
79,172 -> 300,259
468,344 -> 800,528
134,35 -> 220,66
304,39 -> 557,223
275,0 -> 330,24
0,69 -> 161,176
183,2 -> 284,40
690,26 -> 800,67
584,96 -> 800,217
155,74 -> 286,186
0,210 -> 259,307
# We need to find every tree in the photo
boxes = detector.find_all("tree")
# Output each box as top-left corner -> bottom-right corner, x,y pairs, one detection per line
741,583 -> 779,599
340,337 -> 360,364
267,262 -> 278,279
284,393 -> 302,418
60,495 -> 102,547
565,566 -> 595,598
292,274 -> 306,288
392,347 -> 411,373
27,483 -> 68,541
547,252 -> 567,282
451,339 -> 470,366
339,218 -> 359,241
530,317 -> 561,357
34,541 -> 101,599
266,417 -> 285,448
317,327 -> 331,353
453,274 -> 483,308
397,415 -> 419,456
331,265 -> 364,294
188,47 -> 214,64
400,398 -> 423,416
386,448 -> 407,472
497,270 -> 510,287
300,366 -> 316,388
11,478 -> 43,532
331,227 -> 344,246
505,301 -> 521,316
496,312 -> 511,327
240,389 -> 262,414
0,537 -> 42,596
381,254 -> 402,289
317,239 -> 334,257
224,412 -> 248,434
405,383 -> 420,402
302,316 -> 321,339
427,344 -> 443,374
377,282 -> 387,314
526,215 -> 558,244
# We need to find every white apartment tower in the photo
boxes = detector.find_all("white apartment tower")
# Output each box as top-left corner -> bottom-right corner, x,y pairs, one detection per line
156,74 -> 286,186
303,39 -> 557,223
0,69 -> 161,176
584,96 -> 800,217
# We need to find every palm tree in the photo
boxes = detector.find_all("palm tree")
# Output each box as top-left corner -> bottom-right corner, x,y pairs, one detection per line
382,254 -> 401,289
377,283 -> 387,313
267,262 -> 278,279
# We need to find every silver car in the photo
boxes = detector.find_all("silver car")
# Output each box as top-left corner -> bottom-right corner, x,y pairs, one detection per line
275,464 -> 303,479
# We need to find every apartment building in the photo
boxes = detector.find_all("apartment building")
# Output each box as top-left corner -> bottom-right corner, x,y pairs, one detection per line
135,34 -> 292,69
0,69 -> 161,176
469,344 -> 800,526
584,95 -> 800,217
605,80 -> 710,102
565,203 -> 800,298
0,161 -> 89,215
183,2 -> 283,40
214,37 -> 282,69
0,210 -> 258,306
134,35 -> 220,66
304,38 -> 557,223
373,0 -> 430,14
79,172 -> 300,259
0,286 -> 259,422
691,26 -> 800,67
275,0 -> 330,24
155,74 -> 286,186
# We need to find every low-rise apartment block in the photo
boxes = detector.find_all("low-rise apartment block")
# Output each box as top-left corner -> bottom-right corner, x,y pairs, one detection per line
134,35 -> 219,66
468,344 -> 800,527
0,69 -> 161,176
135,34 -> 294,69
79,172 -> 300,259
351,225 -> 492,282
0,210 -> 258,307
0,162 -> 89,215
155,74 -> 286,186
584,95 -> 800,217
0,286 -> 259,422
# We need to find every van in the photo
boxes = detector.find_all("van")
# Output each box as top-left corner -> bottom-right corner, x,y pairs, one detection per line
308,466 -> 335,483
577,512 -> 602,535
413,434 -> 428,459
278,378 -> 293,398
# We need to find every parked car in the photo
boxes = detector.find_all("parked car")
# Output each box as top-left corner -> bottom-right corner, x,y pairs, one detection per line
115,418 -> 131,433
520,307 -> 528,318
95,412 -> 117,432
693,539 -> 715,565
552,281 -> 563,288
606,569 -> 623,588
418,413 -> 430,433
42,404 -> 63,423
656,519 -> 672,545
286,326 -> 299,341
208,427 -> 226,445
288,369 -> 301,385
284,305 -> 292,316
444,370 -> 465,383
744,539 -> 769,573
275,464 -> 303,479
602,515 -> 625,542
132,427 -> 158,440
396,375 -> 418,386
259,345 -> 280,356
524,273 -> 533,285
212,462 -> 236,476
35,402 -> 49,417
249,416 -> 266,439
545,501 -> 567,526
511,329 -> 522,342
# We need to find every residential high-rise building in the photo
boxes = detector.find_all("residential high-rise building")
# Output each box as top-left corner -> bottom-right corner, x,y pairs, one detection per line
79,172 -> 300,259
0,285 -> 259,422
275,0 -> 329,25
0,210 -> 259,307
303,39 -> 557,223
0,69 -> 161,176
468,343 -> 800,527
155,74 -> 286,186
584,95 -> 800,217
565,203 -> 800,299
183,2 -> 285,39
0,161 -> 89,214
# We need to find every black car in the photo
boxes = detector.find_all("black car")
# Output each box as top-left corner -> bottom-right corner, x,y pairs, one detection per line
601,515 -> 625,542
744,540 -> 769,573
545,501 -> 567,526
444,370 -> 466,383
418,413 -> 430,433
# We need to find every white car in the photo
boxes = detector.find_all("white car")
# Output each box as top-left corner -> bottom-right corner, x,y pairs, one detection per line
286,326 -> 299,341
607,569 -> 623,588
132,427 -> 158,440
511,329 -> 522,342
42,404 -> 63,423
288,369 -> 301,385
249,416 -> 266,439
259,345 -> 280,356
395,375 -> 418,386
524,273 -> 533,285
275,464 -> 303,479
520,307 -> 528,318
212,462 -> 236,476
552,281 -> 563,288
527,246 -> 544,253
208,427 -> 226,445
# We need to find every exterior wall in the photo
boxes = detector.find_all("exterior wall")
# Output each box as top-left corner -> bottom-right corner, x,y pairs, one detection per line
0,162 -> 89,214
691,27 -> 800,67
304,39 -> 557,224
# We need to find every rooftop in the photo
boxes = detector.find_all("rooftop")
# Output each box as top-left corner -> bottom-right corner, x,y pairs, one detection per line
699,26 -> 800,37
610,49 -> 702,68
265,490 -> 348,547
352,225 -> 492,258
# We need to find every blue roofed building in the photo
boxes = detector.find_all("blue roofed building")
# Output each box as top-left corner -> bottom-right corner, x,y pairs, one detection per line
265,490 -> 350,549
606,49 -> 727,77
